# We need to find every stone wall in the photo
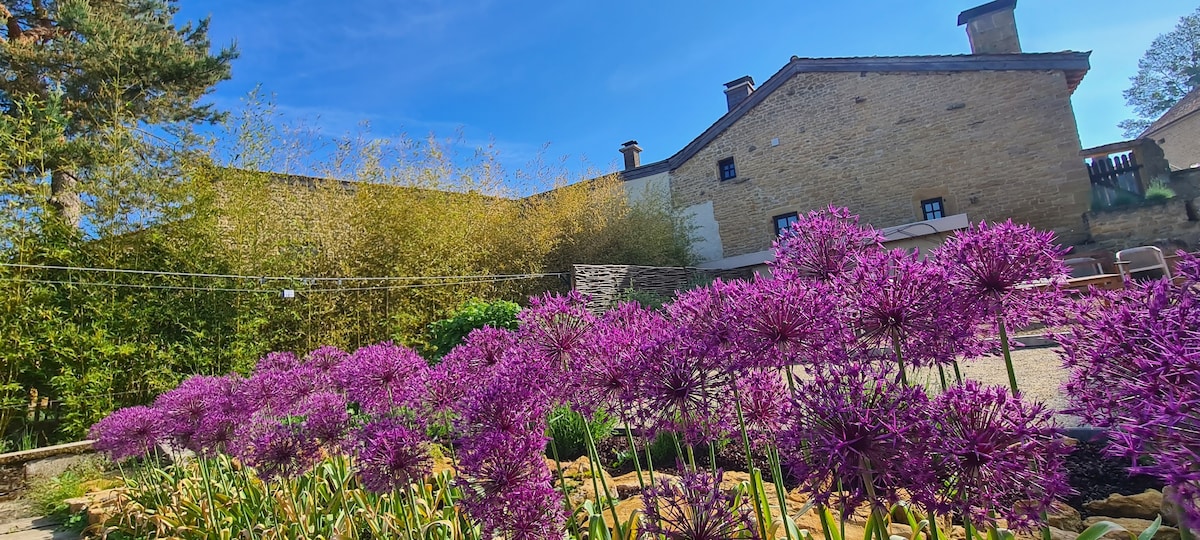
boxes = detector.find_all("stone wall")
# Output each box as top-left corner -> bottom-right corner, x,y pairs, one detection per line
571,264 -> 751,311
1084,198 -> 1200,252
670,69 -> 1091,259
1148,113 -> 1200,170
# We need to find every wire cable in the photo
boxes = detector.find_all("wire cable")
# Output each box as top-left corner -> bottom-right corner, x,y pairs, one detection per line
0,262 -> 566,283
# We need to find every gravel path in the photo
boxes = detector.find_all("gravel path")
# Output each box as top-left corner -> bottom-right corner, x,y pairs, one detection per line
909,346 -> 1080,426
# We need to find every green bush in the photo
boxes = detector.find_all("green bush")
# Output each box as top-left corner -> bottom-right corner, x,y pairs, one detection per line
547,405 -> 617,460
1145,180 -> 1177,201
426,298 -> 520,360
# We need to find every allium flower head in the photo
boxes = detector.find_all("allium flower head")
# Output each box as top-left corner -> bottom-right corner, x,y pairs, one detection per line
734,368 -> 791,449
289,391 -> 349,446
770,206 -> 884,282
518,291 -> 596,368
636,330 -> 735,445
572,301 -> 661,416
458,432 -> 561,540
89,406 -> 165,462
255,351 -> 300,372
234,417 -> 319,480
641,467 -> 759,540
334,341 -> 428,415
781,360 -> 933,512
303,345 -> 349,372
352,418 -> 431,493
933,220 -> 1068,328
237,363 -> 326,416
842,249 -> 982,367
154,374 -> 244,454
455,349 -> 555,438
924,381 -> 1071,531
665,280 -> 742,357
727,276 -> 844,368
440,325 -> 517,375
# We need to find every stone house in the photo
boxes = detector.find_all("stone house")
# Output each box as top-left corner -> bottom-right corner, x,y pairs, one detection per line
1140,86 -> 1200,170
616,0 -> 1093,271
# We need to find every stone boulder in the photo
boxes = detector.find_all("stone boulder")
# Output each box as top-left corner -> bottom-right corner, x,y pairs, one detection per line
1084,490 -> 1164,520
1048,501 -> 1084,532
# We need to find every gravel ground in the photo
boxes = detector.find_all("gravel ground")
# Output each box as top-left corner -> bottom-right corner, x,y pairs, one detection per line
908,346 -> 1081,426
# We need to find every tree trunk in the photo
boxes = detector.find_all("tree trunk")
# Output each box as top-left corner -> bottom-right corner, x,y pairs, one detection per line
49,168 -> 82,227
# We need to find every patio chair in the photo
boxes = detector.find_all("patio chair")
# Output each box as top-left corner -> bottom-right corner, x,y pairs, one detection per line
1064,257 -> 1103,278
1116,246 -> 1171,283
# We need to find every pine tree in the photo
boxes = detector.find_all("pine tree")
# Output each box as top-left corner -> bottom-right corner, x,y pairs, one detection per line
0,0 -> 236,227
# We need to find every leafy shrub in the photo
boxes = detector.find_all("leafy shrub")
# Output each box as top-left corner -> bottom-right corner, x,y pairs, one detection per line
1145,180 -> 1177,201
645,431 -> 681,468
426,298 -> 520,359
547,406 -> 617,460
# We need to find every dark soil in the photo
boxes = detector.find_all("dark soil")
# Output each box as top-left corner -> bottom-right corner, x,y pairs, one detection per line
1064,440 -> 1163,513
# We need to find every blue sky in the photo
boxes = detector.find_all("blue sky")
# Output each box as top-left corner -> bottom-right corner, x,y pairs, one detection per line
177,0 -> 1198,180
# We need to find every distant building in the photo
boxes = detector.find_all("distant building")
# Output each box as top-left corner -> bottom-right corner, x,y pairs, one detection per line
615,0 -> 1092,272
1140,86 -> 1200,170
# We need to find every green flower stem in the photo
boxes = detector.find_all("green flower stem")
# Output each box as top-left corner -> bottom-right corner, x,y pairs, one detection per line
952,360 -> 964,383
583,424 -> 621,533
768,446 -> 796,540
929,511 -> 942,540
997,315 -> 1019,394
619,414 -> 647,492
548,437 -> 576,534
645,444 -> 656,485
733,384 -> 769,538
937,365 -> 949,392
815,502 -> 836,540
892,331 -> 909,385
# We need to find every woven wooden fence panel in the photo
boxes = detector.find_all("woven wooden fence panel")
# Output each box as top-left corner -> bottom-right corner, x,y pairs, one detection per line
571,264 -> 754,312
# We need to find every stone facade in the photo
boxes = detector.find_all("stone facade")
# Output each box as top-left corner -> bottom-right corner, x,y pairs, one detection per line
1148,112 -> 1200,170
668,69 -> 1092,260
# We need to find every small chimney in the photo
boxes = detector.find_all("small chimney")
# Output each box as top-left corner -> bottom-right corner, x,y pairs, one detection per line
724,76 -> 755,111
619,140 -> 642,170
957,0 -> 1021,54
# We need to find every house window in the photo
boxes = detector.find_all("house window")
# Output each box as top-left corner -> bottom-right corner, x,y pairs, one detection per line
921,197 -> 945,220
773,212 -> 799,236
718,157 -> 737,181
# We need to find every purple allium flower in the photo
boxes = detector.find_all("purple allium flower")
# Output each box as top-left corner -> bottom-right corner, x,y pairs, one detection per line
733,368 -> 791,449
636,333 -> 735,446
664,280 -> 742,356
290,391 -> 349,447
518,291 -> 596,368
233,417 -> 319,480
770,206 -> 884,282
334,341 -> 428,415
457,431 -> 561,540
490,482 -> 567,540
154,374 -> 244,454
923,381 -> 1071,531
352,418 -> 431,493
255,351 -> 300,372
439,325 -> 517,375
933,220 -> 1069,330
455,350 -> 555,438
841,249 -> 982,368
303,345 -> 349,372
237,363 -> 326,416
727,276 -> 844,368
641,467 -> 759,540
1059,262 -> 1200,528
572,301 -> 660,417
780,360 -> 933,512
89,406 -> 165,461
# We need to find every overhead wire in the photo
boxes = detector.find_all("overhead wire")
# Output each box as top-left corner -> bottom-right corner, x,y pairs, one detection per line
0,262 -> 566,283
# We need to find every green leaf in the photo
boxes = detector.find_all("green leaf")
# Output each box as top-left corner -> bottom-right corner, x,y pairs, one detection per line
1137,515 -> 1163,540
1077,521 -> 1129,540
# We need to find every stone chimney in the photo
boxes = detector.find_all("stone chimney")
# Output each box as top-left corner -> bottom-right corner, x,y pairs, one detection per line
724,76 -> 755,111
619,140 -> 642,170
957,0 -> 1021,54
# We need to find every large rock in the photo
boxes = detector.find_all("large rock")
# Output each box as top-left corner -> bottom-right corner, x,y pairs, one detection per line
1161,486 -> 1182,527
1048,501 -> 1084,532
610,471 -> 680,498
601,497 -> 645,531
557,456 -> 618,506
1084,490 -> 1164,520
1081,517 -> 1180,540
